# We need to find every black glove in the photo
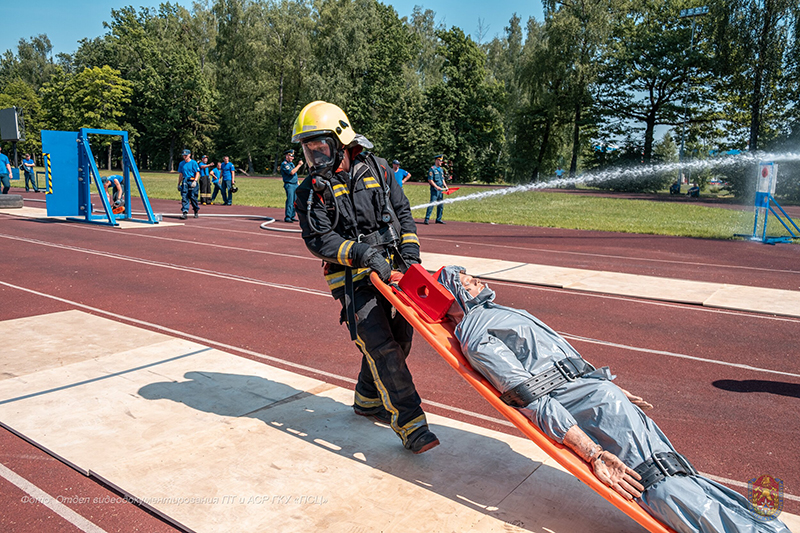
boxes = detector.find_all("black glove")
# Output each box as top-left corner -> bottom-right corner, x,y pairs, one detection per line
399,242 -> 421,273
363,248 -> 392,283
177,184 -> 183,192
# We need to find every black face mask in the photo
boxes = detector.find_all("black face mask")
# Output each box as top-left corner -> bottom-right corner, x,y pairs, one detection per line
302,135 -> 343,192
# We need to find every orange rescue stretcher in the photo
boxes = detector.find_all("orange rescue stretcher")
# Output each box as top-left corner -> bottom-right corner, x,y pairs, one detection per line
371,265 -> 677,533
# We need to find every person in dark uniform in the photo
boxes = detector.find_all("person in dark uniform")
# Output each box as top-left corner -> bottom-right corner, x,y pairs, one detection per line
198,155 -> 214,205
423,154 -> 448,225
292,101 -> 438,454
280,149 -> 304,222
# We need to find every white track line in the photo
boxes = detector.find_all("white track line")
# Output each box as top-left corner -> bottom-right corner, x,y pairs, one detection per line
1,279 -> 797,502
0,234 -> 328,297
5,227 -> 798,325
562,334 -> 800,379
489,279 -> 800,324
424,236 -> 800,276
0,463 -> 109,533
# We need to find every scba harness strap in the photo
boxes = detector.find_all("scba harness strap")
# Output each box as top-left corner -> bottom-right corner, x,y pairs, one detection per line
633,451 -> 697,491
500,357 -> 594,408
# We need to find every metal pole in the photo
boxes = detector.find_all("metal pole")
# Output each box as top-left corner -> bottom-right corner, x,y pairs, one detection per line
678,6 -> 707,185
679,17 -> 696,183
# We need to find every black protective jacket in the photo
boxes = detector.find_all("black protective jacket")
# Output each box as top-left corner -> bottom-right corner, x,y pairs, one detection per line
295,152 -> 420,299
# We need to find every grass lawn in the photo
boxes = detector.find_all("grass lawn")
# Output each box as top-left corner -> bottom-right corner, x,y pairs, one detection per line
136,172 -> 795,241
13,169 -> 795,242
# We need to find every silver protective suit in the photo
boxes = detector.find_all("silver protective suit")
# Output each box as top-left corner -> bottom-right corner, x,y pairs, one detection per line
437,266 -> 789,533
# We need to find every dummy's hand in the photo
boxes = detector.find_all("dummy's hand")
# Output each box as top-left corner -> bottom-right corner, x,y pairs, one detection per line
593,451 -> 644,500
619,388 -> 653,410
364,249 -> 392,283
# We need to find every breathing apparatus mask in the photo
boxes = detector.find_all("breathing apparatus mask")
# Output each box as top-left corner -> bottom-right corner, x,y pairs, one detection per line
301,135 -> 343,193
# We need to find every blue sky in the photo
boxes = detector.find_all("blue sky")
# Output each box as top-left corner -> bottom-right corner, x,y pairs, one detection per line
1,0 -> 544,57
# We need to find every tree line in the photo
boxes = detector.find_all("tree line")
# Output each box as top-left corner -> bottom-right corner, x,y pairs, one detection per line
0,0 -> 798,198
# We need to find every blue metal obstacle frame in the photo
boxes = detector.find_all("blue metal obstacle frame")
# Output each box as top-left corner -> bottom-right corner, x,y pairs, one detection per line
737,162 -> 799,245
42,128 -> 158,227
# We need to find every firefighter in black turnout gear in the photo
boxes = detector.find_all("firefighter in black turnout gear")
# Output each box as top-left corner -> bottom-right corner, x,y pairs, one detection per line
292,101 -> 439,454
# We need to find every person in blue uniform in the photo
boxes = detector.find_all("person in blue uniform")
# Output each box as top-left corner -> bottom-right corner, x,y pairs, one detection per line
0,147 -> 11,194
220,156 -> 236,206
177,149 -> 201,219
280,148 -> 304,222
437,265 -> 790,533
423,154 -> 448,224
101,175 -> 124,212
210,162 -> 222,204
22,154 -> 38,192
391,159 -> 411,188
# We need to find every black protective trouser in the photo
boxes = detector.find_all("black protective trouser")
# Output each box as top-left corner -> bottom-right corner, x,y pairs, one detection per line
341,285 -> 428,445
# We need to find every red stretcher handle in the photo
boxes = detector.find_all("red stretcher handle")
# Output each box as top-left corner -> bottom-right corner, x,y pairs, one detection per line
371,272 -> 676,533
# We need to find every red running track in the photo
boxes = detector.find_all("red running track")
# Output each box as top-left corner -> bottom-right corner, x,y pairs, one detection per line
1,194 -> 798,532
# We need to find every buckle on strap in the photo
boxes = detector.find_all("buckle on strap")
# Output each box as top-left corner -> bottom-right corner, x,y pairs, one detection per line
634,451 -> 697,492
651,452 -> 670,477
554,359 -> 578,381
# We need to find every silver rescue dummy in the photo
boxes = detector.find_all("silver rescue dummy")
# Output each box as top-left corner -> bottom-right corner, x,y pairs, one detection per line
437,265 -> 789,533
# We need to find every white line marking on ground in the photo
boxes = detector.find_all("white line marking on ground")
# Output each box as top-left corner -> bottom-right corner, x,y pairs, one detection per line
562,333 -> 800,379
490,279 -> 800,323
0,211 -> 312,260
75,221 -> 312,257
0,463 -> 110,533
1,280 -> 798,503
0,234 -> 328,297
700,472 -> 800,503
425,236 -> 800,276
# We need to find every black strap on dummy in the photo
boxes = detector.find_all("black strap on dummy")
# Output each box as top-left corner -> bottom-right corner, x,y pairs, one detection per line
499,357 -> 594,408
633,451 -> 697,491
344,268 -> 357,341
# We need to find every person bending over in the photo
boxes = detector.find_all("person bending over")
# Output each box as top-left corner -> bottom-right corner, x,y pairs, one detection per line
436,265 -> 789,533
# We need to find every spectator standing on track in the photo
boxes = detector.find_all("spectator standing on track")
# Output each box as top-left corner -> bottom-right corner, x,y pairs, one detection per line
177,149 -> 201,219
423,154 -> 448,225
210,162 -> 222,204
0,146 -> 11,194
198,155 -> 214,205
220,156 -> 236,206
391,159 -> 411,188
22,153 -> 38,192
437,266 -> 790,533
280,148 -> 304,223
292,101 -> 438,454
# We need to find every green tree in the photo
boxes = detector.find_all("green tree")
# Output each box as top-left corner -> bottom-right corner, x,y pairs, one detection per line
0,35 -> 59,90
424,27 -> 505,183
0,79 -> 43,155
41,66 -> 133,169
543,0 -> 618,178
599,0 -> 715,164
97,4 -> 216,170
712,0 -> 798,151
259,0 -> 313,171
213,0 -> 268,173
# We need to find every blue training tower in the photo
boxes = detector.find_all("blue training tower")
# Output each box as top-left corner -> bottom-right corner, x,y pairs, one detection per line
42,128 -> 158,226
